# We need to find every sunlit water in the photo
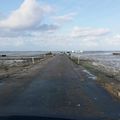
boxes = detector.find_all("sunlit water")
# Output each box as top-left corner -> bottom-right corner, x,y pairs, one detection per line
72,51 -> 120,73
0,51 -> 48,57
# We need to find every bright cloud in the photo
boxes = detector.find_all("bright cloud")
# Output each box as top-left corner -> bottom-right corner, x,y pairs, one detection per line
53,12 -> 77,24
105,35 -> 120,46
0,0 -> 53,30
71,27 -> 110,38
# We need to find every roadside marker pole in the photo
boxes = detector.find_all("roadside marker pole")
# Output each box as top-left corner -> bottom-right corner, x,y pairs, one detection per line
70,53 -> 72,59
78,55 -> 80,64
32,57 -> 35,64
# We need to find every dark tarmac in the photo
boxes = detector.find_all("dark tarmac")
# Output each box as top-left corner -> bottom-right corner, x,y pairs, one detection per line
0,54 -> 120,120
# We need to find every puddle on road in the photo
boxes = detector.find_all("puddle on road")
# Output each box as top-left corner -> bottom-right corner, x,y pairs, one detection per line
83,70 -> 97,80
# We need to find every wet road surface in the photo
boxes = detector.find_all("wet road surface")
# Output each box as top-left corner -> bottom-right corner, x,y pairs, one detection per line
0,54 -> 120,120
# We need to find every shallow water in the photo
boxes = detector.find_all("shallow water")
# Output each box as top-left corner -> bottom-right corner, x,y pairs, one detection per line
0,51 -> 48,57
72,51 -> 120,72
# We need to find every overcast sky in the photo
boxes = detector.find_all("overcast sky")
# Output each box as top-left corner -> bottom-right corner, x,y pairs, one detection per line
0,0 -> 120,51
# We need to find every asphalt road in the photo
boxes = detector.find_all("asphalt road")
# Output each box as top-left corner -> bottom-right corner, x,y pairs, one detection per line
0,54 -> 120,120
